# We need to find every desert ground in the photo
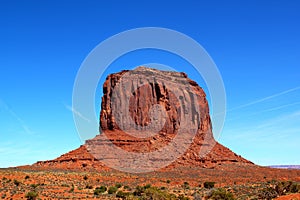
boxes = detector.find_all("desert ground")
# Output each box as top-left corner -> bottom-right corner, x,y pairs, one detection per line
1,163 -> 299,199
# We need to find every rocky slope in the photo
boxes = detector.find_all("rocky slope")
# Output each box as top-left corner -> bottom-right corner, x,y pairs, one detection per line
29,67 -> 253,171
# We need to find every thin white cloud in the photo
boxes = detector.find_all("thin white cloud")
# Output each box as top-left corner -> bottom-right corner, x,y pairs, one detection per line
224,110 -> 300,142
227,86 -> 300,112
0,98 -> 34,135
65,104 -> 91,123
226,101 -> 300,122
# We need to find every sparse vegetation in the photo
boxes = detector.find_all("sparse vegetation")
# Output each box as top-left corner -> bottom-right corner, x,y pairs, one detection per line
116,190 -> 130,199
123,185 -> 131,190
108,186 -> 118,194
85,184 -> 93,189
178,194 -> 190,200
133,185 -> 144,196
69,184 -> 74,193
25,191 -> 38,200
207,188 -> 235,200
94,186 -> 107,195
0,169 -> 300,199
258,187 -> 278,200
30,183 -> 39,189
204,181 -> 215,189
13,179 -> 21,186
182,181 -> 190,189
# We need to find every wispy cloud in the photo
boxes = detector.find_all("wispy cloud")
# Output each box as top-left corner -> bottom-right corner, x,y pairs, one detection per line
226,101 -> 300,122
227,86 -> 300,112
223,110 -> 300,143
0,98 -> 34,135
65,104 -> 91,123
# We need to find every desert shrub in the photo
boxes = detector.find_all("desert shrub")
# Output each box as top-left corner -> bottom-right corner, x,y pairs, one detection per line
83,175 -> 88,180
30,184 -> 39,189
94,186 -> 107,195
115,183 -> 122,188
61,183 -> 69,187
144,184 -> 152,189
85,184 -> 93,189
123,185 -> 131,190
274,181 -> 300,195
69,186 -> 74,193
182,181 -> 190,189
25,191 -> 38,200
258,187 -> 278,200
178,194 -> 190,200
25,175 -> 30,180
166,180 -> 171,184
204,181 -> 215,189
116,191 -> 131,199
13,179 -> 21,186
275,182 -> 285,195
133,185 -> 145,196
207,188 -> 235,200
290,182 -> 300,193
144,186 -> 177,199
193,192 -> 202,200
108,186 -> 118,194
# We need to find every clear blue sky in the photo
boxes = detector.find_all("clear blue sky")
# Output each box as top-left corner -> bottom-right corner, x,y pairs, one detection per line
0,0 -> 299,167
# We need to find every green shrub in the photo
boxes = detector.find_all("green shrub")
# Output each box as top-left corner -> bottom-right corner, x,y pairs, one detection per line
133,185 -> 145,196
208,188 -> 235,200
182,181 -> 190,189
30,184 -> 39,189
85,184 -> 93,189
258,187 -> 278,200
275,181 -> 300,195
14,179 -> 21,186
144,187 -> 177,199
178,194 -> 190,200
25,191 -> 38,200
290,182 -> 300,193
144,184 -> 151,189
69,186 -> 74,193
204,181 -> 215,189
94,186 -> 107,195
61,183 -> 69,187
116,191 -> 130,199
123,185 -> 131,190
166,180 -> 171,184
115,183 -> 122,188
108,186 -> 118,194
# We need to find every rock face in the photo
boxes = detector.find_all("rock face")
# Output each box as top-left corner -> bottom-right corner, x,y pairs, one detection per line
30,67 -> 253,171
95,67 -> 212,154
100,67 -> 211,135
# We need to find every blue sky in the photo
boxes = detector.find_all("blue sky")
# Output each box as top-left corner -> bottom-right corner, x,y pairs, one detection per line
0,0 -> 299,167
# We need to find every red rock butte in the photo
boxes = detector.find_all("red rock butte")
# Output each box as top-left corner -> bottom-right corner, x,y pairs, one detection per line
31,67 -> 253,172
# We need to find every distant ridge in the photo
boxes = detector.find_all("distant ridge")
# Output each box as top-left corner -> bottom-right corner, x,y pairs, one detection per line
269,165 -> 300,169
